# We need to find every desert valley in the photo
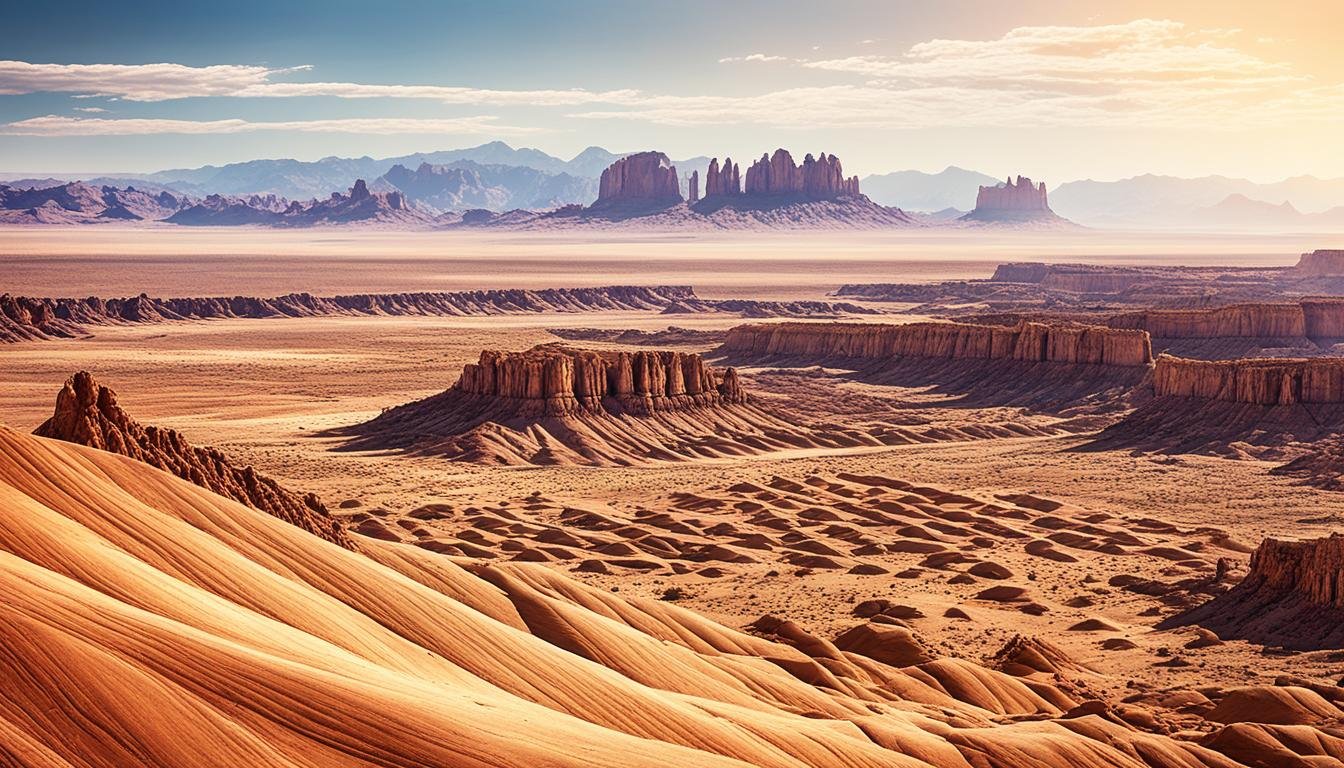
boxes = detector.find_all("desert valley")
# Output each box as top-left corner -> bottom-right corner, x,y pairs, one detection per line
7,2 -> 1344,766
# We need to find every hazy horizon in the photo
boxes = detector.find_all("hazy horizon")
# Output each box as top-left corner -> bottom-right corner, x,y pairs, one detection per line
2,0 -> 1341,183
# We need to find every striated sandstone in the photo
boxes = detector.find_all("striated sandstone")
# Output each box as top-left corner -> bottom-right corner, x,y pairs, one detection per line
721,321 -> 1153,367
1153,355 -> 1344,404
34,371 -> 353,548
456,345 -> 746,417
596,152 -> 681,204
1165,533 -> 1344,649
1292,249 -> 1344,277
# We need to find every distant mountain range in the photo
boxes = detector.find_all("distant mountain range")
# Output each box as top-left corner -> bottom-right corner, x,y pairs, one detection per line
3,142 -> 1344,230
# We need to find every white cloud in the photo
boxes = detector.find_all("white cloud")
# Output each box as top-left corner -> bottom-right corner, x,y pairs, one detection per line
717,54 -> 795,64
0,60 -> 639,105
72,106 -> 106,113
0,115 -> 542,136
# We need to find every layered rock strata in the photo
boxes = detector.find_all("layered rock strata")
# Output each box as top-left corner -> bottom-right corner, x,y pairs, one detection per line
721,321 -> 1153,367
1153,355 -> 1344,405
1110,300 -> 1344,340
0,286 -> 699,342
1164,534 -> 1344,649
595,152 -> 681,204
34,371 -> 353,549
1292,249 -> 1344,277
455,346 -> 745,417
741,149 -> 860,199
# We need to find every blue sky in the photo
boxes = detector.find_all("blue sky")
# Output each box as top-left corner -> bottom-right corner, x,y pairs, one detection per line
2,0 -> 1341,181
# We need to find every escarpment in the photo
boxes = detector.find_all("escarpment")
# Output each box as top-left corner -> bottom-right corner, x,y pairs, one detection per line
1110,299 -> 1344,341
1292,249 -> 1344,277
454,346 -> 746,417
1153,355 -> 1344,405
720,321 -> 1153,367
0,286 -> 699,342
1164,534 -> 1344,649
34,371 -> 353,549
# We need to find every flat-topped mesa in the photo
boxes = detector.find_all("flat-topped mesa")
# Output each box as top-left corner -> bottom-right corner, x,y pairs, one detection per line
1243,535 -> 1344,609
595,151 -> 682,205
721,321 -> 1153,367
454,345 -> 746,417
742,149 -> 860,199
1153,355 -> 1344,405
1292,249 -> 1344,277
703,157 -> 742,198
1108,299 -> 1344,340
976,175 -> 1049,212
34,371 -> 354,549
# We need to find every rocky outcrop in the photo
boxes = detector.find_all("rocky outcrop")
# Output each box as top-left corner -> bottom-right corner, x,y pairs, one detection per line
1152,355 -> 1344,404
704,157 -> 741,198
1292,249 -> 1344,277
455,345 -> 745,417
741,150 -> 860,199
34,372 -> 353,549
1163,534 -> 1344,649
687,170 -> 699,204
0,286 -> 700,343
961,177 -> 1064,224
595,152 -> 681,205
721,321 -> 1153,367
1109,300 -> 1344,341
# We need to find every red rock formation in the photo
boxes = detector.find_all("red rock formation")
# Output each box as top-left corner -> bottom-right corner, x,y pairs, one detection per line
974,175 -> 1049,212
688,170 -> 699,203
721,321 -> 1153,367
1110,304 -> 1310,339
34,371 -> 353,549
1164,533 -> 1344,649
1153,355 -> 1344,404
742,150 -> 860,199
596,152 -> 681,204
703,157 -> 741,197
456,345 -> 745,416
1292,249 -> 1344,277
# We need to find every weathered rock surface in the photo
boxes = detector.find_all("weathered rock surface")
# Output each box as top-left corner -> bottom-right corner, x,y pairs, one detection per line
0,286 -> 700,342
1153,355 -> 1344,404
1292,249 -> 1344,277
703,157 -> 741,197
595,152 -> 681,205
687,170 -> 699,203
455,345 -> 746,417
34,371 -> 353,549
961,176 -> 1067,224
1164,534 -> 1344,649
721,321 -> 1153,367
1110,300 -> 1344,340
741,149 -> 860,199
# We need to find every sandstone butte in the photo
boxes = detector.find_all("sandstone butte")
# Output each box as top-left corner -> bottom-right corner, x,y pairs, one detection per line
1153,355 -> 1344,405
740,149 -> 860,199
973,175 -> 1051,212
34,371 -> 353,548
455,345 -> 746,417
1291,249 -> 1344,277
1109,299 -> 1344,339
721,320 -> 1154,368
595,151 -> 682,204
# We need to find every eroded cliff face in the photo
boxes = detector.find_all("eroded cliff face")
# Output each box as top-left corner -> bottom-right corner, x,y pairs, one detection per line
1153,355 -> 1344,404
596,151 -> 681,204
455,345 -> 746,417
721,321 -> 1153,367
974,175 -> 1049,212
1107,300 -> 1344,340
1292,249 -> 1344,277
0,286 -> 699,342
34,372 -> 353,549
1163,533 -> 1344,649
741,150 -> 860,199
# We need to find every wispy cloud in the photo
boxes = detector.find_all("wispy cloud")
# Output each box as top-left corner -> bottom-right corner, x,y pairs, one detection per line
717,54 -> 795,64
0,115 -> 541,136
0,60 -> 639,105
72,106 -> 106,113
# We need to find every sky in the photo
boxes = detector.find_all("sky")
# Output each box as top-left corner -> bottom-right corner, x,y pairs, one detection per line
1,0 -> 1341,182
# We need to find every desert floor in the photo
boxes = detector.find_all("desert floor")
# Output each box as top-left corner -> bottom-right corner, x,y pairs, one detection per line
4,225 -> 1342,714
